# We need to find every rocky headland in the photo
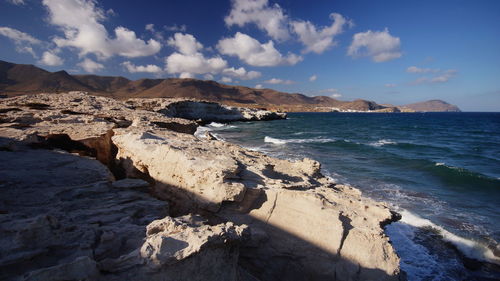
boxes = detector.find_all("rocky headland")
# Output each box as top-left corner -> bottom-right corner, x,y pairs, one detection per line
0,60 -> 460,113
0,92 -> 404,281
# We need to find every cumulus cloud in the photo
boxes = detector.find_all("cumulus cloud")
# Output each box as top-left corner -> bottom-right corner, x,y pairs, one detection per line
309,74 -> 317,82
78,58 -> 104,72
222,67 -> 261,80
348,28 -> 402,62
255,84 -> 263,89
291,13 -> 351,54
221,77 -> 233,83
165,33 -> 227,78
40,51 -> 64,66
225,0 -> 289,41
217,32 -> 302,67
43,0 -> 161,60
167,33 -> 202,55
121,61 -> 162,73
406,66 -> 439,73
264,78 -> 294,85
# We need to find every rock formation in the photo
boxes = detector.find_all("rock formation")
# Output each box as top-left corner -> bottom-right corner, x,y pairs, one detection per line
0,92 -> 404,280
126,98 -> 287,123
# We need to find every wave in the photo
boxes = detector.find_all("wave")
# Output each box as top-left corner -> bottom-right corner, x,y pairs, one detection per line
368,139 -> 397,147
426,162 -> 500,190
208,122 -> 225,128
264,136 -> 336,145
392,210 -> 500,264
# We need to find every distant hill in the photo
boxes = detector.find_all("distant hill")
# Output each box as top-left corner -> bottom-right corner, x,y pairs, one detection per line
401,100 -> 461,112
0,60 -> 461,112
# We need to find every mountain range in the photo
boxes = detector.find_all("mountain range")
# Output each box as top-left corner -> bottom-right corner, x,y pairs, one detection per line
0,60 -> 460,112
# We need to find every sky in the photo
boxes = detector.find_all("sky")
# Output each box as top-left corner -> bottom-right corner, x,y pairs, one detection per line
0,0 -> 499,111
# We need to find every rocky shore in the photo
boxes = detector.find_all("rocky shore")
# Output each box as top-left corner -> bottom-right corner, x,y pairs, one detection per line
0,92 -> 404,281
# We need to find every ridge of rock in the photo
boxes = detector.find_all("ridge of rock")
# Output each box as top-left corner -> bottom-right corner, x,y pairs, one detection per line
0,92 -> 404,281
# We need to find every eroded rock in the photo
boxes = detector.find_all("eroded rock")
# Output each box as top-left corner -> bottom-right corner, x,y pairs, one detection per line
0,92 -> 404,281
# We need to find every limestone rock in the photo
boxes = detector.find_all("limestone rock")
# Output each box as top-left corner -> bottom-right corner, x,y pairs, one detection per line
127,98 -> 287,122
0,92 -> 404,281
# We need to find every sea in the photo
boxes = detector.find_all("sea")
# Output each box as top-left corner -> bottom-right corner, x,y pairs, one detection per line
196,112 -> 500,281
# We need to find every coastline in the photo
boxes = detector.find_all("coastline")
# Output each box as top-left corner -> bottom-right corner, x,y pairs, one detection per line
0,92 -> 404,280
207,112 -> 500,280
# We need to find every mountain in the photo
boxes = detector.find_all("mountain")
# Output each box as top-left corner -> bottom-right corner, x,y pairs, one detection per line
0,60 -> 93,94
0,60 -> 461,112
401,100 -> 461,112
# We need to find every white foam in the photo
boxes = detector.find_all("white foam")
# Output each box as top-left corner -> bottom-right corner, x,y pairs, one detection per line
397,209 -> 500,265
208,122 -> 225,128
264,136 -> 336,145
194,126 -> 210,139
369,139 -> 397,147
264,136 -> 287,144
435,162 -> 445,166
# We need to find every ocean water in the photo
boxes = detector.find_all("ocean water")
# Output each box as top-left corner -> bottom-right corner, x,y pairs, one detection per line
200,112 -> 500,281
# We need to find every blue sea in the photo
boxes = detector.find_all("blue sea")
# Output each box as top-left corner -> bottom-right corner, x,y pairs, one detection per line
199,112 -> 500,281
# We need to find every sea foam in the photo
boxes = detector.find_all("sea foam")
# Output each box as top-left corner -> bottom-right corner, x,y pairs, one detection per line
394,209 -> 499,265
369,139 -> 397,147
264,136 -> 336,144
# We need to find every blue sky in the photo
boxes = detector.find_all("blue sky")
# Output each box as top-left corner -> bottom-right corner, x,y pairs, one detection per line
1,0 -> 499,111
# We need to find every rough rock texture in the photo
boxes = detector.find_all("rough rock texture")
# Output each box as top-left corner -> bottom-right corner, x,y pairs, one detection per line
112,128 -> 403,281
0,92 -> 403,281
127,98 -> 287,123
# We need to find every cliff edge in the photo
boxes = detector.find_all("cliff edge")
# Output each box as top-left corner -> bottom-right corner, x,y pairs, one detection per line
0,92 -> 404,281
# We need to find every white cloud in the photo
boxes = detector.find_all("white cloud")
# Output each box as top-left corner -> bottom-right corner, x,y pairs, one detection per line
78,58 -> 104,72
410,69 -> 457,84
407,66 -> 439,73
430,69 -> 457,83
225,0 -> 290,41
164,24 -> 187,32
222,67 -> 261,80
309,74 -> 317,82
167,33 -> 203,55
348,28 -> 402,62
165,33 -> 227,78
121,61 -> 162,73
217,32 -> 302,67
221,77 -> 233,83
40,51 -> 64,66
179,72 -> 194,79
43,0 -> 161,60
16,46 -> 37,58
0,26 -> 41,45
203,74 -> 214,80
255,84 -> 263,89
291,13 -> 351,54
318,88 -> 342,98
165,53 -> 227,78
7,0 -> 25,5
145,23 -> 155,32
385,83 -> 397,88
0,27 -> 42,58
264,78 -> 294,85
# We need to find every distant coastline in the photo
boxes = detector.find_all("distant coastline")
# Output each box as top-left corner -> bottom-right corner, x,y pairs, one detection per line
0,60 -> 460,113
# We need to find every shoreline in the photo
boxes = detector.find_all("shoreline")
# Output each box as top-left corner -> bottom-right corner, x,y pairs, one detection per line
206,114 -> 500,280
0,92 -> 404,280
